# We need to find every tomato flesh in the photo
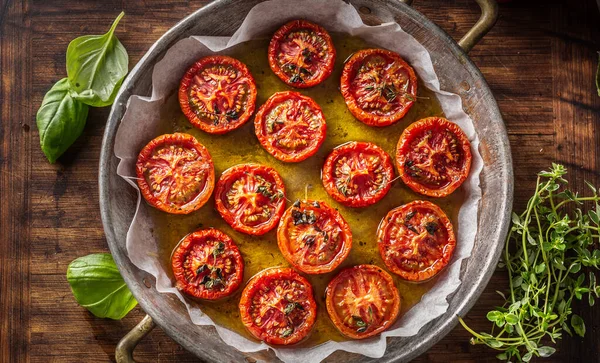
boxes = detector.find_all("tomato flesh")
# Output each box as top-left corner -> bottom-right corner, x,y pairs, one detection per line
396,117 -> 472,197
325,265 -> 400,339
377,200 -> 455,281
136,133 -> 215,214
215,164 -> 286,235
268,20 -> 335,88
171,228 -> 244,300
322,141 -> 394,207
179,55 -> 257,134
277,200 -> 352,274
254,91 -> 326,162
239,268 -> 317,345
341,49 -> 417,126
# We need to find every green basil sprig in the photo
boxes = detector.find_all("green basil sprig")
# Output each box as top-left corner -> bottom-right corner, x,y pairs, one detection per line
36,78 -> 89,163
67,12 -> 128,107
67,253 -> 137,320
36,12 -> 128,163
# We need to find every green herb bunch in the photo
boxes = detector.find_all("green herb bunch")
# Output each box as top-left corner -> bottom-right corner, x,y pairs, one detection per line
460,163 -> 600,362
37,12 -> 128,163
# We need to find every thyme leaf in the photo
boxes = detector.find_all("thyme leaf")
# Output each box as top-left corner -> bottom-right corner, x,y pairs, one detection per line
425,222 -> 437,236
283,302 -> 304,315
353,316 -> 367,327
383,86 -> 396,102
196,264 -> 207,275
304,235 -> 316,246
405,223 -> 418,234
284,303 -> 295,315
256,185 -> 273,198
459,163 -> 600,361
199,274 -> 211,285
212,242 -> 225,258
289,74 -> 303,84
292,209 -> 317,225
225,110 -> 239,120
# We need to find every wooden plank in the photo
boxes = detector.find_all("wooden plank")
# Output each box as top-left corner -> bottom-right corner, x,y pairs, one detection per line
0,0 -> 32,362
550,1 -> 600,362
25,2 -> 212,362
419,0 -> 555,136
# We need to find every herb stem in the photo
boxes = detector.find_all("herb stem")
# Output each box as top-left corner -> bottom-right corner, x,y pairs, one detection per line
555,196 -> 600,210
460,164 -> 600,361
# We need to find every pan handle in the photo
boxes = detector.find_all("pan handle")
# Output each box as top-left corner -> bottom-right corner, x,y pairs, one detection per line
115,314 -> 156,363
399,0 -> 498,53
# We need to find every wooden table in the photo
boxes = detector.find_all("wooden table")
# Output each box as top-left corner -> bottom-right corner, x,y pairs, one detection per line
2,0 -> 599,361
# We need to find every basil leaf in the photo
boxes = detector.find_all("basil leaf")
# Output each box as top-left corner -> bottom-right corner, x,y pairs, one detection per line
67,253 -> 137,320
36,78 -> 89,163
66,12 -> 128,107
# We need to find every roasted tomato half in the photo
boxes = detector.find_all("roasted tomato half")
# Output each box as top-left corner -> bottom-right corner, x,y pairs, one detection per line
239,268 -> 317,345
396,117 -> 472,197
215,164 -> 286,235
277,200 -> 352,274
171,228 -> 244,300
179,55 -> 257,134
268,20 -> 336,88
340,49 -> 417,126
325,265 -> 400,339
254,91 -> 327,163
322,141 -> 394,207
377,200 -> 455,282
136,133 -> 215,214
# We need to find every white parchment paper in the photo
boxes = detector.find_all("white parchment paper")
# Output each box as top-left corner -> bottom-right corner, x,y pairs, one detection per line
114,0 -> 484,362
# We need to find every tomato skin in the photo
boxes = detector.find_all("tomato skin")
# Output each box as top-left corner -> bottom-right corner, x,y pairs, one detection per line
215,164 -> 286,235
239,268 -> 317,345
179,55 -> 257,134
325,265 -> 400,339
268,20 -> 336,88
277,200 -> 352,274
321,141 -> 395,208
254,91 -> 326,163
396,117 -> 472,197
171,228 -> 244,300
136,133 -> 215,214
340,48 -> 417,127
377,200 -> 456,282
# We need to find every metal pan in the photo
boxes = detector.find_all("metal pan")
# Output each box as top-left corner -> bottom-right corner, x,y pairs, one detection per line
99,0 -> 512,361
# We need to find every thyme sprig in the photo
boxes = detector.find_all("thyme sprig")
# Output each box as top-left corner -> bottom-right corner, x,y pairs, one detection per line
459,163 -> 600,362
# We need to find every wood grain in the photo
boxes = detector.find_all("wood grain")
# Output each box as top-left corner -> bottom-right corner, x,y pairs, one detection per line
1,0 -> 599,362
0,0 -> 32,362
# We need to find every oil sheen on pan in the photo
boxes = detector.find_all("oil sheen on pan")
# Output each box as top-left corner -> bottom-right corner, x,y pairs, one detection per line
147,34 -> 464,346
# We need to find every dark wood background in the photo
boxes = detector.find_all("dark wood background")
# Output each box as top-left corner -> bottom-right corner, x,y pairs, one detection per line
1,0 -> 600,361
